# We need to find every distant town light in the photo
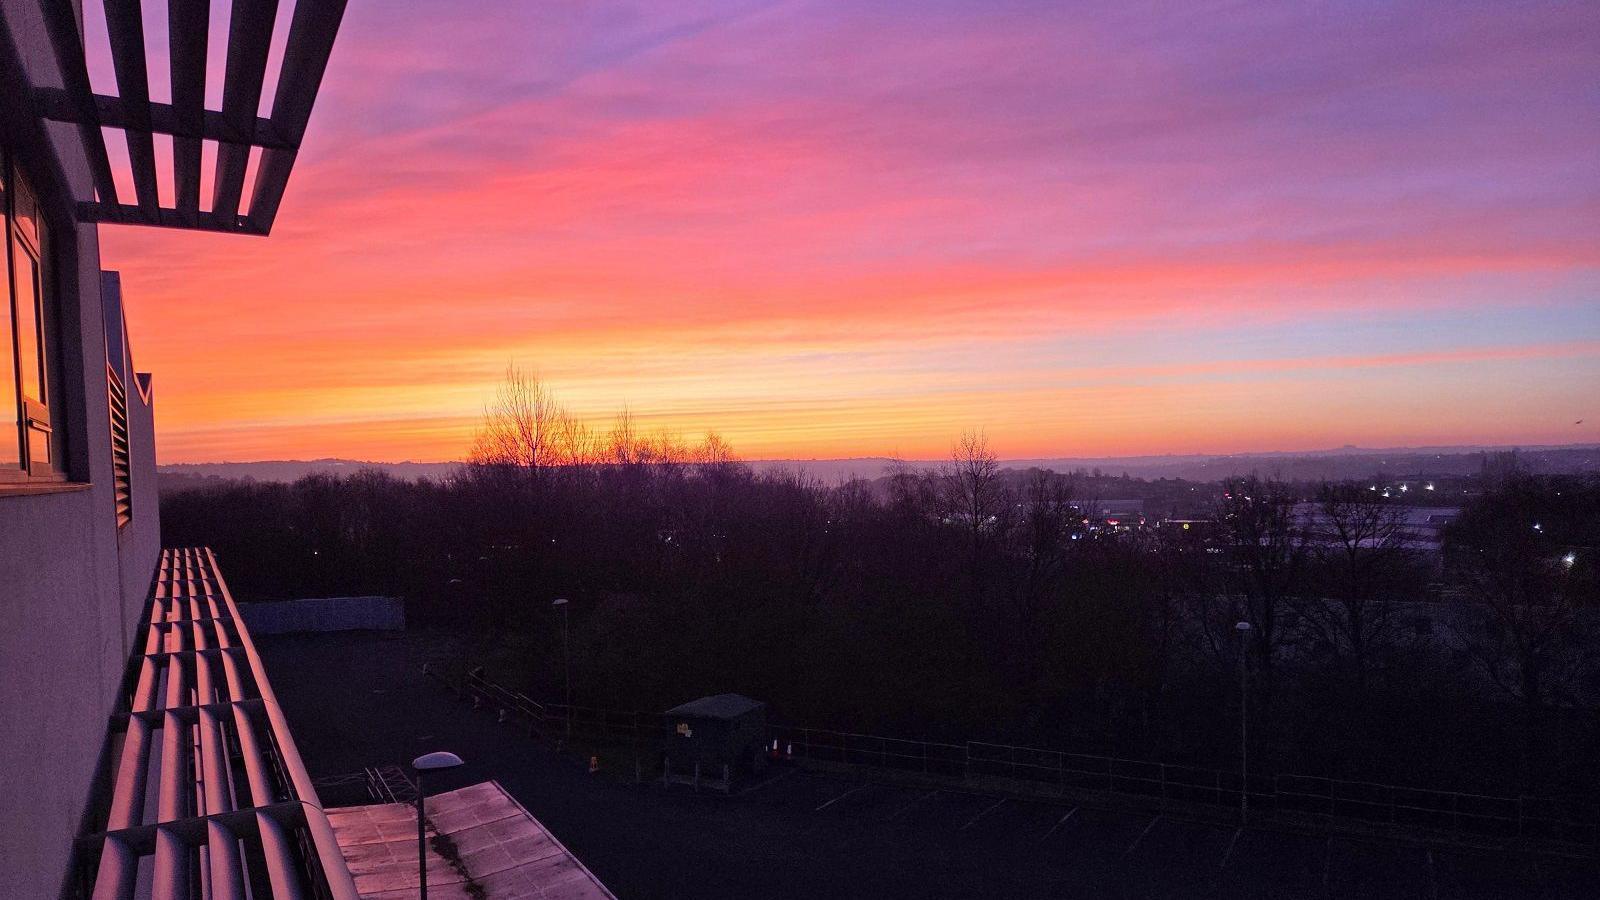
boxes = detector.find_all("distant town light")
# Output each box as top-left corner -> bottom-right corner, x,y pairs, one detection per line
1564,552 -> 1577,567
1425,482 -> 1435,491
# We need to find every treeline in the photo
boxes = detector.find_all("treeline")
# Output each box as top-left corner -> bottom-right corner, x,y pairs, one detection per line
160,374 -> 1600,798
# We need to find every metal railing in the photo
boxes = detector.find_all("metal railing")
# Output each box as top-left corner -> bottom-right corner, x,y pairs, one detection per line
775,725 -> 1599,848
446,670 -> 1600,851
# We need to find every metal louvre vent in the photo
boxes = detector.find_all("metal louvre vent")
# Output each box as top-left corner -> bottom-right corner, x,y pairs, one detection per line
107,363 -> 132,528
75,548 -> 358,899
33,0 -> 348,236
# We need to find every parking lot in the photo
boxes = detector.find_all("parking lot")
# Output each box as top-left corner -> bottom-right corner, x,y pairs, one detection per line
262,630 -> 1600,898
729,769 -> 1600,899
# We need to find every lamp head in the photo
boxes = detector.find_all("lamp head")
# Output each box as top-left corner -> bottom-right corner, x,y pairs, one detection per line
412,751 -> 465,772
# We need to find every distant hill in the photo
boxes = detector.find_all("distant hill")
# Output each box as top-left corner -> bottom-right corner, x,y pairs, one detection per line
158,444 -> 1600,490
158,458 -> 462,489
753,445 -> 1600,483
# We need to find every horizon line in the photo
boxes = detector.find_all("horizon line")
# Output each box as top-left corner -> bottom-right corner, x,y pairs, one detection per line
156,440 -> 1600,469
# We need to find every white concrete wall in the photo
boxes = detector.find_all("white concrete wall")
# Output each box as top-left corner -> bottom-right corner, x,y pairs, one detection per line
0,2 -> 162,894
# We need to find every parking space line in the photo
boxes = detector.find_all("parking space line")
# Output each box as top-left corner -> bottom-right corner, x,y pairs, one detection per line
1321,837 -> 1334,893
960,798 -> 1007,830
1218,827 -> 1243,870
815,783 -> 868,812
1036,806 -> 1078,844
887,789 -> 941,821
1121,815 -> 1160,859
737,768 -> 796,797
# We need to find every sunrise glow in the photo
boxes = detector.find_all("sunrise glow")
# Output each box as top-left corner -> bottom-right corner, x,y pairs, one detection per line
96,1 -> 1600,463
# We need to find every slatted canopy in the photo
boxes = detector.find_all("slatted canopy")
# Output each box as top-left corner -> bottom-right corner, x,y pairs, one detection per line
73,548 -> 359,899
33,0 -> 347,235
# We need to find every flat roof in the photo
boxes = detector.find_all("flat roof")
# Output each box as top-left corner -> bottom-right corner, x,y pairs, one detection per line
327,780 -> 616,899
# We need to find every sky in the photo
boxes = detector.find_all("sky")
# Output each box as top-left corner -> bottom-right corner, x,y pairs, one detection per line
92,0 -> 1600,463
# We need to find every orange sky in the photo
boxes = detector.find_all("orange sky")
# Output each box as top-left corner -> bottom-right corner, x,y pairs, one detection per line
91,1 -> 1600,463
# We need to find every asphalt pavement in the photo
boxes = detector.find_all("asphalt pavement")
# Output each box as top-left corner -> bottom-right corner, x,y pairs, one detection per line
260,630 -> 1600,899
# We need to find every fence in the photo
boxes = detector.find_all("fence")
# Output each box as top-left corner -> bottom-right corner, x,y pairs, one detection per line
443,668 -> 1600,850
773,725 -> 1599,848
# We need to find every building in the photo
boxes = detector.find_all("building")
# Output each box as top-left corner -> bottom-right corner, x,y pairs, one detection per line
0,1 -> 353,896
1292,502 -> 1461,559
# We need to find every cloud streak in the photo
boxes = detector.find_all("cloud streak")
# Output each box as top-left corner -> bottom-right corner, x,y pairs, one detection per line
95,0 -> 1600,462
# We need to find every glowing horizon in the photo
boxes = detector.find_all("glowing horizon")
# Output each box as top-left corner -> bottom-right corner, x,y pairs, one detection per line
95,1 -> 1600,464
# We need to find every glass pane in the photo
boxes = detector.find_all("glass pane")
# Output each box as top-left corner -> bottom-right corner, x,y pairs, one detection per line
26,422 -> 49,465
10,166 -> 35,246
0,218 -> 17,469
12,235 -> 43,404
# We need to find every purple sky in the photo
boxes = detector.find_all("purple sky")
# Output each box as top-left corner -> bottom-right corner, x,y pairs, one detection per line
97,0 -> 1600,461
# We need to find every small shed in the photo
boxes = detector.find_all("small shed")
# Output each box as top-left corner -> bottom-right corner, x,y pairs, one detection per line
663,693 -> 767,790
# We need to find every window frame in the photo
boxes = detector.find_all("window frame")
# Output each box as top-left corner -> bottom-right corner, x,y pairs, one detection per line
0,149 -> 66,488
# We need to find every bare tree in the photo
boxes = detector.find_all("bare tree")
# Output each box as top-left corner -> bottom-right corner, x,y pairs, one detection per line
1446,477 -> 1593,758
1000,469 -> 1077,699
606,408 -> 644,466
1455,479 -> 1589,704
470,367 -> 585,481
1297,482 -> 1417,690
1218,475 -> 1306,700
943,430 -> 1007,604
944,430 -> 1005,545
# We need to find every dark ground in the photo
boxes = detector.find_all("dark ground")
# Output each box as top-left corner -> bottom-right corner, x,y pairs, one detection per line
260,630 -> 1600,899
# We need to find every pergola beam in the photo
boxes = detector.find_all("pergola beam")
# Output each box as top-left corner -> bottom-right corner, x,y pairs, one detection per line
33,0 -> 344,234
32,89 -> 293,149
37,0 -> 119,205
168,0 -> 209,222
101,1 -> 159,212
215,0 -> 280,218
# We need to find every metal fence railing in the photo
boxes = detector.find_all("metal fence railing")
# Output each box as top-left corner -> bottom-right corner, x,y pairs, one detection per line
774,726 -> 1599,848
442,669 -> 1600,850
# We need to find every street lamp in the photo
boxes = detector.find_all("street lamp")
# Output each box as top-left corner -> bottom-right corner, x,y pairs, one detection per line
553,598 -> 571,744
412,751 -> 464,900
1235,621 -> 1251,825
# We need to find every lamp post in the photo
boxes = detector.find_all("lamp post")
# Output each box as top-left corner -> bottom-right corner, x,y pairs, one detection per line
553,598 -> 572,739
412,751 -> 464,900
1235,621 -> 1251,825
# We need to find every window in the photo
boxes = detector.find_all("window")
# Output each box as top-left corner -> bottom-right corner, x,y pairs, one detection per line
2,151 -> 60,484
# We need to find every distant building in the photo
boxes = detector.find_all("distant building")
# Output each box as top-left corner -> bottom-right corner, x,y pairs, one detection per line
1292,503 -> 1461,557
